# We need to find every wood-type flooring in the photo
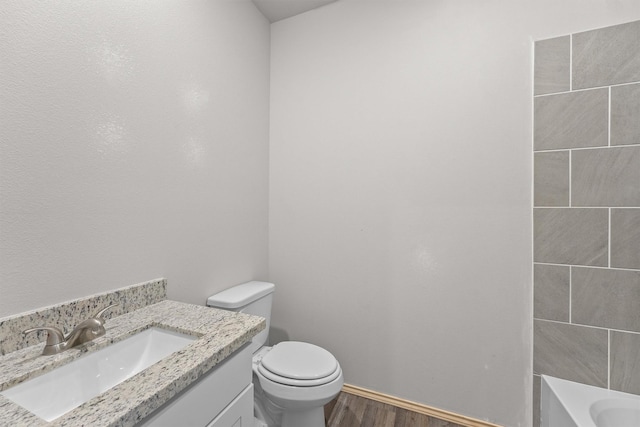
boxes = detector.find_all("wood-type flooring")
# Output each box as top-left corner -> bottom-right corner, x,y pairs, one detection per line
324,392 -> 466,427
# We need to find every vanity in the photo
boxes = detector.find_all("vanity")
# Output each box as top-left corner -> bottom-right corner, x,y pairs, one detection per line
0,279 -> 265,426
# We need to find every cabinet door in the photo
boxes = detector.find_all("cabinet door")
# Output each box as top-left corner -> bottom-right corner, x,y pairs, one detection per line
207,384 -> 254,427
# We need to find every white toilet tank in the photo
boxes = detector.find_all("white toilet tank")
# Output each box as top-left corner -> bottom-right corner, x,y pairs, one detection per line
206,281 -> 275,353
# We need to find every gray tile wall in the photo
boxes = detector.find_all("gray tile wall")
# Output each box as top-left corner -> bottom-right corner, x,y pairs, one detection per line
572,146 -> 640,206
534,152 -> 569,206
534,36 -> 570,96
573,21 -> 640,89
534,89 -> 608,150
611,83 -> 640,146
534,208 -> 608,266
533,19 -> 640,425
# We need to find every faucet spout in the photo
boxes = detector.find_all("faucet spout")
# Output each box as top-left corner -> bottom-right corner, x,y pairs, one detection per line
63,317 -> 106,348
24,304 -> 118,356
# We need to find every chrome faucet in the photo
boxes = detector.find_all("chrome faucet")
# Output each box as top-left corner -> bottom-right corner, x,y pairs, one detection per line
23,304 -> 117,356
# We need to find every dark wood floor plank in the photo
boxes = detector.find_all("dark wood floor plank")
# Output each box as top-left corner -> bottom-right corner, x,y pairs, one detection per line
373,402 -> 396,427
393,406 -> 409,427
325,392 -> 467,427
328,391 -> 367,426
327,392 -> 350,426
409,410 -> 430,427
360,399 -> 380,426
325,395 -> 339,424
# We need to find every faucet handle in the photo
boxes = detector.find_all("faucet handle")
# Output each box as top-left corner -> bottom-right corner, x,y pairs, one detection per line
23,327 -> 65,346
92,303 -> 118,323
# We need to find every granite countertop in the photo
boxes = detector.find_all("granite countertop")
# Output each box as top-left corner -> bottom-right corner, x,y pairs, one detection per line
0,300 -> 265,427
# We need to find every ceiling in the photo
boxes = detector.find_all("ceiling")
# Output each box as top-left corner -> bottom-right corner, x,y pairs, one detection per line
251,0 -> 339,23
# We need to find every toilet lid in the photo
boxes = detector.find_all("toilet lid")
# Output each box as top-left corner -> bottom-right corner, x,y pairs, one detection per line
260,341 -> 338,381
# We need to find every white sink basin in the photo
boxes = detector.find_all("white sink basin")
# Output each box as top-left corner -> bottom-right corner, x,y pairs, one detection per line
1,327 -> 196,421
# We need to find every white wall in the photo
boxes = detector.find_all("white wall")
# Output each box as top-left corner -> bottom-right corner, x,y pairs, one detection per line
0,0 -> 270,317
269,1 -> 640,426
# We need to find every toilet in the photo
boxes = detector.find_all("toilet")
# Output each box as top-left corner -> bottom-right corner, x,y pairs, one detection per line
207,281 -> 344,427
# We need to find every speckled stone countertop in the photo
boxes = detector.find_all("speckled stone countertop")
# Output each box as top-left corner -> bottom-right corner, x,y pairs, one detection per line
0,300 -> 265,427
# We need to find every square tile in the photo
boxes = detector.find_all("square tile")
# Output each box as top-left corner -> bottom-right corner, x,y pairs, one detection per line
572,267 -> 640,332
573,20 -> 640,89
534,36 -> 570,95
611,209 -> 640,269
611,83 -> 640,146
572,146 -> 640,207
534,319 -> 608,387
534,264 -> 570,322
534,151 -> 569,206
534,89 -> 608,151
534,208 -> 608,266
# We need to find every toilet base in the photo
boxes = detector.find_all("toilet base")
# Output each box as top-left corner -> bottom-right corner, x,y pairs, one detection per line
253,378 -> 329,427
253,402 -> 325,427
281,406 -> 325,427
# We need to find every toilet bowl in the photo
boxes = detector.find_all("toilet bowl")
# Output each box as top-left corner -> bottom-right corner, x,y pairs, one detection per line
207,282 -> 344,427
252,343 -> 343,427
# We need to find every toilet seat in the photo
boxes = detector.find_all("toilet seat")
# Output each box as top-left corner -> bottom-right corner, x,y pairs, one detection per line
258,341 -> 340,387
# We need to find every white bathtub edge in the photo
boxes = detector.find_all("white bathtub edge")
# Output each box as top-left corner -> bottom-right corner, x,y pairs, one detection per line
541,375 -> 640,427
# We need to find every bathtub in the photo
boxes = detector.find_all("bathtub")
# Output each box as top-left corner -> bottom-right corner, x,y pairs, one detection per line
541,375 -> 640,427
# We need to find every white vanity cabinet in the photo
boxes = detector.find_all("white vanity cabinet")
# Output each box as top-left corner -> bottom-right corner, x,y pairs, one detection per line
138,344 -> 254,427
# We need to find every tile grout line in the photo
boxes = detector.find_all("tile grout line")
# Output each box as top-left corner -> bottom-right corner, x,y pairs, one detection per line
533,86 -> 602,98
569,34 -> 573,92
608,208 -> 612,268
535,317 -> 640,336
532,80 -> 640,98
569,150 -> 572,208
608,329 -> 611,389
534,206 -> 640,209
533,261 -> 640,273
608,86 -> 612,147
532,35 -> 536,375
569,266 -> 572,323
533,142 -> 640,153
